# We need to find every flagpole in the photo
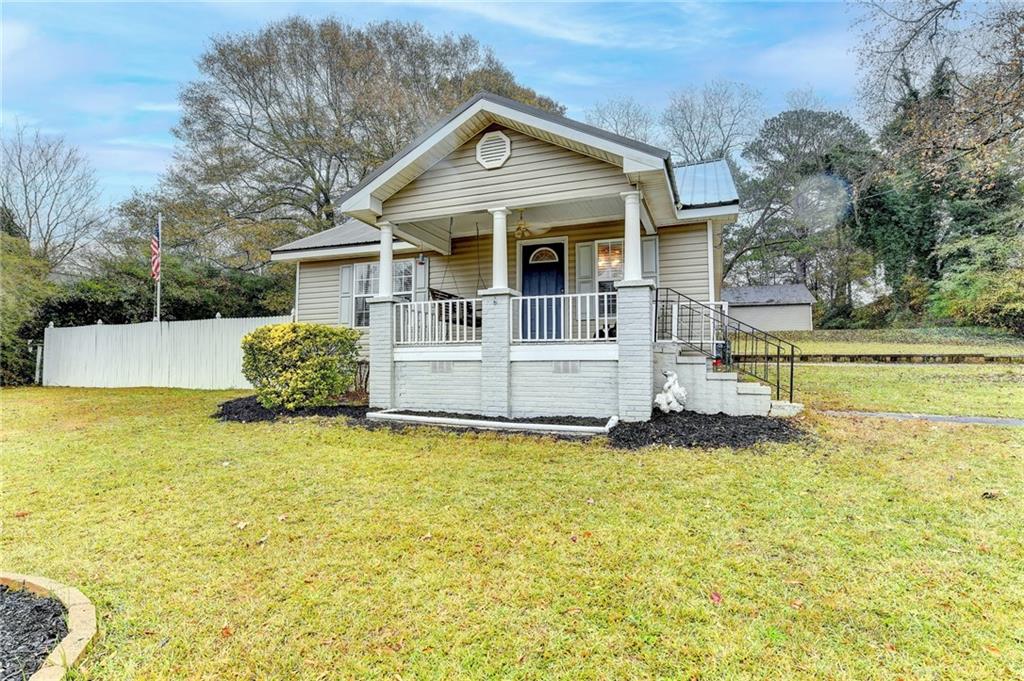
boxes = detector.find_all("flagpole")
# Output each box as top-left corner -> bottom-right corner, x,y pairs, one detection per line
155,211 -> 162,321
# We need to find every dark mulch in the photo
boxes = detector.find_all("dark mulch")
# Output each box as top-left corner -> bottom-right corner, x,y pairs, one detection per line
214,395 -> 368,423
0,585 -> 68,681
609,409 -> 806,450
392,410 -> 608,427
214,396 -> 806,450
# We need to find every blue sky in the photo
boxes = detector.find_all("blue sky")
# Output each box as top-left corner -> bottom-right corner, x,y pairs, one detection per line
2,1 -> 862,205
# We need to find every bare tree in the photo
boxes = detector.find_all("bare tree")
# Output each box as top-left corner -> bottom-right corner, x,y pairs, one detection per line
661,81 -> 762,164
1,125 -> 103,272
857,0 -> 1024,173
171,15 -> 563,259
584,97 -> 658,144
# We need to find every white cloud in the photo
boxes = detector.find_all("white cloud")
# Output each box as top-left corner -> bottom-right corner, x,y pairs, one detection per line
135,102 -> 181,113
548,69 -> 606,87
1,19 -> 33,60
749,31 -> 859,97
425,2 -> 724,51
104,135 -> 175,149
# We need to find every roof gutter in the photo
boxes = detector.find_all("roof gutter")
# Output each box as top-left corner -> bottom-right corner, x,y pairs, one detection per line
270,241 -> 419,262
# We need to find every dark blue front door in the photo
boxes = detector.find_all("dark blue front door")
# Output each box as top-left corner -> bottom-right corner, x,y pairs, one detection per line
521,242 -> 564,339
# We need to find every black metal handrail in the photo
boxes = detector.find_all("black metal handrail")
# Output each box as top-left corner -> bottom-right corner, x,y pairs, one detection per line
653,287 -> 800,402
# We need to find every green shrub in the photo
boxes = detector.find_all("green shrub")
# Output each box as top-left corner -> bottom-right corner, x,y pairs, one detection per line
241,323 -> 361,410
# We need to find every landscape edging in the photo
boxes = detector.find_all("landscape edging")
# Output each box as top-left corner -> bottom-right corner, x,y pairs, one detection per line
0,572 -> 97,681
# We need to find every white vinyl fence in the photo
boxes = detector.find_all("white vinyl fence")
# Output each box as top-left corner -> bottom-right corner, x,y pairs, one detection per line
42,315 -> 291,389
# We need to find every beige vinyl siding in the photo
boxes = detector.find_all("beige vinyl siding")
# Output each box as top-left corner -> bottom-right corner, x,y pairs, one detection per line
296,260 -> 342,324
295,219 -> 717,310
711,218 -> 728,300
382,129 -> 633,223
428,222 -> 627,298
656,224 -> 712,301
293,218 -> 722,329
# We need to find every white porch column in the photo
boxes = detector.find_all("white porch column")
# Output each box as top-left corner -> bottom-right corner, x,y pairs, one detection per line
478,206 -> 514,417
621,190 -> 642,281
369,220 -> 397,409
488,207 -> 510,290
616,189 -> 654,422
378,221 -> 394,297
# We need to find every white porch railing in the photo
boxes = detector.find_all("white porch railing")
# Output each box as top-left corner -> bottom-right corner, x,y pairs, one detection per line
394,299 -> 482,344
511,292 -> 617,343
654,300 -> 729,344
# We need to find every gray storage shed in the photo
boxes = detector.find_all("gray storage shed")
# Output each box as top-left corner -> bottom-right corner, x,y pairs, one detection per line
722,284 -> 815,331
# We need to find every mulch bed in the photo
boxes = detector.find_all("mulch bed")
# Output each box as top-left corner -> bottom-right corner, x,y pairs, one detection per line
214,395 -> 368,423
214,396 -> 806,450
609,409 -> 805,450
0,585 -> 68,681
391,410 -> 609,427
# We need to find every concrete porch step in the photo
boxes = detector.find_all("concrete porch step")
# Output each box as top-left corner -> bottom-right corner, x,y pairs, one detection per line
768,400 -> 804,417
736,382 -> 772,396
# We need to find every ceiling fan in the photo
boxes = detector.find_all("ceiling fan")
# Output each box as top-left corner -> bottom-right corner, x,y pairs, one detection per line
512,209 -> 550,239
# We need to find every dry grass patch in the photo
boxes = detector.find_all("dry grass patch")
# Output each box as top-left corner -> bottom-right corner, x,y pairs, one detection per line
796,363 -> 1024,418
781,327 -> 1024,357
2,387 -> 1022,679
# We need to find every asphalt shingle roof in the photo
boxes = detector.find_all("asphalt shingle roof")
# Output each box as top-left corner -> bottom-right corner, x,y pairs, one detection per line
722,284 -> 816,306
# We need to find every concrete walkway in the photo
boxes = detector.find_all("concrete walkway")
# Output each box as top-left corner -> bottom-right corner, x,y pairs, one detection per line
822,410 -> 1024,427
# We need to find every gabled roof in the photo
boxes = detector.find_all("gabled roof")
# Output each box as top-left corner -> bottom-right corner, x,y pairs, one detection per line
722,284 -> 816,306
338,91 -> 673,210
674,160 -> 739,208
273,93 -> 742,258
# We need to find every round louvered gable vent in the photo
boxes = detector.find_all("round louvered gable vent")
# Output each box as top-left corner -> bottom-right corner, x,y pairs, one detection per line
476,131 -> 511,169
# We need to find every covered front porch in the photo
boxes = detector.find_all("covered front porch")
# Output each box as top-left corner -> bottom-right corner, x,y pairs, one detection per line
368,190 -> 655,421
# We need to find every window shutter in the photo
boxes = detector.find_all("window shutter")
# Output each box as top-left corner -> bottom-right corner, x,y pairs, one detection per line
575,242 -> 595,294
641,236 -> 659,284
339,264 -> 353,326
414,256 -> 429,301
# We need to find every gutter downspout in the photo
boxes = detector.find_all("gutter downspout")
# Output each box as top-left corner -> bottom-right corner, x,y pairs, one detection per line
706,219 -> 715,302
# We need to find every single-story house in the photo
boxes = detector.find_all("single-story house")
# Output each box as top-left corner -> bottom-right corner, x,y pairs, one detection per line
721,284 -> 816,331
272,92 -> 800,422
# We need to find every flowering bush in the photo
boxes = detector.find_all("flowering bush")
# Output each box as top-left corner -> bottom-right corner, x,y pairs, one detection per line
241,322 -> 361,410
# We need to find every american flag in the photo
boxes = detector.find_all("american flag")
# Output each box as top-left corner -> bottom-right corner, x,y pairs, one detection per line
150,219 -> 161,280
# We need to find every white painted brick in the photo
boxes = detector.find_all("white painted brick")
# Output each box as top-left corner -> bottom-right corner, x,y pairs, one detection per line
395,361 -> 482,412
511,361 -> 617,418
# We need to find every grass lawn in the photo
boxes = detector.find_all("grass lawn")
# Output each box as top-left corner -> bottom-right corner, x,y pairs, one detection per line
779,327 -> 1024,357
3,387 -> 1023,679
796,363 -> 1024,418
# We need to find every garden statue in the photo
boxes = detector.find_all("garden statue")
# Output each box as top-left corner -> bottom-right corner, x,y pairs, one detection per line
654,370 -> 687,413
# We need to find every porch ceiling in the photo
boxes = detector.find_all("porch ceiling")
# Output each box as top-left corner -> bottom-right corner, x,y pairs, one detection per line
388,192 -> 652,250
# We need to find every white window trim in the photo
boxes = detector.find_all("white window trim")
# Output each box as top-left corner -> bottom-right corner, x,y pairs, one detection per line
528,246 -> 560,264
353,258 -> 414,328
515,236 -> 569,293
594,238 -> 625,290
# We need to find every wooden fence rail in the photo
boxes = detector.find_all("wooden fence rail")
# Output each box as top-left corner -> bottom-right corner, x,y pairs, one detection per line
42,315 -> 291,389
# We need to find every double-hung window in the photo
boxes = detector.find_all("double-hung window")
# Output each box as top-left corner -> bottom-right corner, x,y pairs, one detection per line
353,260 -> 414,327
595,239 -> 624,315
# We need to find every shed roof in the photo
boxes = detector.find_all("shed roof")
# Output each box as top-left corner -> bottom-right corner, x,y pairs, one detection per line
674,159 -> 739,208
722,284 -> 816,306
272,219 -> 391,253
